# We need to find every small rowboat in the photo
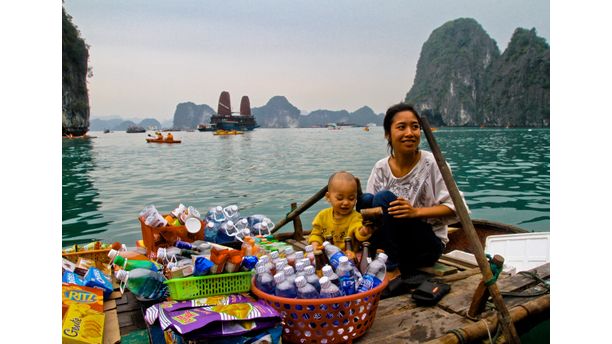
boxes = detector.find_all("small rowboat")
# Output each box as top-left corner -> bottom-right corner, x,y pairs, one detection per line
145,138 -> 182,144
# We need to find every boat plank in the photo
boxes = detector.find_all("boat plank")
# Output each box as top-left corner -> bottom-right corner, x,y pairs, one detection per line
103,308 -> 121,344
357,306 -> 471,343
497,263 -> 550,292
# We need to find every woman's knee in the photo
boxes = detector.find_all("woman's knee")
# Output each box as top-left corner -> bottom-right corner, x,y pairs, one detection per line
357,193 -> 374,211
372,190 -> 397,208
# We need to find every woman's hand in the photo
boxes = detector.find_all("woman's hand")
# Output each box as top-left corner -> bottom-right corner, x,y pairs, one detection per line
388,197 -> 420,218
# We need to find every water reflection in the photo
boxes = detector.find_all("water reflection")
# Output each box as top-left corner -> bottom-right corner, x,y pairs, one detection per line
62,138 -> 112,246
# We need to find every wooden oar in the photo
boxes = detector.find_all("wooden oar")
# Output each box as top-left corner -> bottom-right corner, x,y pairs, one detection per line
271,185 -> 328,234
420,117 -> 521,344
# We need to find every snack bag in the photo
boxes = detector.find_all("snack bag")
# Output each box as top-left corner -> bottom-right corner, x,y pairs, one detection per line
62,284 -> 105,344
83,267 -> 113,299
210,248 -> 230,274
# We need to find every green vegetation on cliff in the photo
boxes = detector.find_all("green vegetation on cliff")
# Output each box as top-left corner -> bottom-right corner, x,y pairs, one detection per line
405,18 -> 549,127
62,8 -> 90,136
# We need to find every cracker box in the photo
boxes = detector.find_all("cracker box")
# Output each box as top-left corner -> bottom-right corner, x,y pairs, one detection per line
62,284 -> 105,344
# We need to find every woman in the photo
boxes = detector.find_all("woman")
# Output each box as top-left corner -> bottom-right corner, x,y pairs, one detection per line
358,103 -> 466,276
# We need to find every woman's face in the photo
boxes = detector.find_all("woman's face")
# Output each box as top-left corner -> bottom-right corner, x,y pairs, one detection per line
387,110 -> 421,155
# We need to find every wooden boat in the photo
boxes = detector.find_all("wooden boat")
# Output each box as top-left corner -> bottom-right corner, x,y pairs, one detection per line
213,129 -> 244,135
104,217 -> 549,343
145,138 -> 182,144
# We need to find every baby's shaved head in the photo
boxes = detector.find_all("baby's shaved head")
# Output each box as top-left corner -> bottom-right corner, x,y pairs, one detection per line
328,171 -> 358,190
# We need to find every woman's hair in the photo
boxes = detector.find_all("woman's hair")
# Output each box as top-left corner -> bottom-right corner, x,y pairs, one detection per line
383,103 -> 421,156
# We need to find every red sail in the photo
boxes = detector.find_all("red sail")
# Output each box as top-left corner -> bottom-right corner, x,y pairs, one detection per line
239,96 -> 251,116
217,91 -> 232,116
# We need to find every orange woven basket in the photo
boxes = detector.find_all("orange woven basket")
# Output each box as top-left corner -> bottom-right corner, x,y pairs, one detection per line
251,277 -> 388,344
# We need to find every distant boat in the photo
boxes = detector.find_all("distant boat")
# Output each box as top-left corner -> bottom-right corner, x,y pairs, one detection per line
213,129 -> 244,136
363,126 -> 370,132
126,125 -> 146,133
209,91 -> 259,131
103,129 -> 111,134
327,123 -> 341,130
197,123 -> 217,132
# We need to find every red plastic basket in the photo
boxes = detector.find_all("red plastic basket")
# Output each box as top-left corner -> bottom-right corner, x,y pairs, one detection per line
251,277 -> 388,344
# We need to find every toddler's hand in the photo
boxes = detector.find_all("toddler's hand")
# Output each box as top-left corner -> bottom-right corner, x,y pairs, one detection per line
359,226 -> 372,237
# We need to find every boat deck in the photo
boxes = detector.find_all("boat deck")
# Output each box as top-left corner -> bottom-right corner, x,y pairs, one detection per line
104,237 -> 550,343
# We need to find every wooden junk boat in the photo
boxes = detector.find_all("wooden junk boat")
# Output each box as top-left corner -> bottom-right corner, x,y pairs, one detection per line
209,91 -> 259,131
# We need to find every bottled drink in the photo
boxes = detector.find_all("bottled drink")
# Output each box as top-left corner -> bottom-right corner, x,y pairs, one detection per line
319,276 -> 342,298
314,249 -> 326,277
304,245 -> 315,265
283,265 -> 297,286
252,218 -> 274,236
303,265 -> 321,292
322,241 -> 345,270
284,247 -> 296,267
322,265 -> 340,288
255,265 -> 275,295
115,268 -> 168,301
359,242 -> 371,275
204,221 -> 220,243
235,218 -> 250,233
357,252 -> 388,292
344,237 -> 359,267
246,214 -> 267,228
156,247 -> 199,263
108,247 -> 149,262
112,255 -> 159,272
274,271 -> 297,298
294,261 -> 306,279
223,205 -> 240,223
294,251 -> 304,264
206,206 -> 226,223
218,220 -> 238,242
336,256 -> 357,295
295,275 -> 319,299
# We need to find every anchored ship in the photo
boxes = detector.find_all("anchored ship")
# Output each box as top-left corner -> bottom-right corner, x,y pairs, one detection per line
209,91 -> 259,131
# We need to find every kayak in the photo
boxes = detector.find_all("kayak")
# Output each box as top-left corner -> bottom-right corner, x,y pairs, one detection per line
214,129 -> 244,135
146,138 -> 182,144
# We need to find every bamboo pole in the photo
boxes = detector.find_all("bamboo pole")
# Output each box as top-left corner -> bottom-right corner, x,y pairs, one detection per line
425,294 -> 550,344
271,186 -> 328,234
420,117 -> 521,344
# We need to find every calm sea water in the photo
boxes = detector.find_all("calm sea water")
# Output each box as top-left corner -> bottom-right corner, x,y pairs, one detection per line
62,127 -> 549,247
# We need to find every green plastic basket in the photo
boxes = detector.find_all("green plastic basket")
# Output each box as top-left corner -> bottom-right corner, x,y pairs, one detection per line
164,271 -> 253,300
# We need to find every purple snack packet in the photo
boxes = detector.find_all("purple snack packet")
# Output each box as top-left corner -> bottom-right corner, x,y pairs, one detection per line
145,294 -> 254,325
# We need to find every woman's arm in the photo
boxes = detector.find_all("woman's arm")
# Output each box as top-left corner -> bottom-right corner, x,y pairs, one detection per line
387,197 -> 454,219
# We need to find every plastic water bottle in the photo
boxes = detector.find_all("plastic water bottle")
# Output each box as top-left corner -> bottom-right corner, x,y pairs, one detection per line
322,241 -> 346,270
322,265 -> 340,288
303,265 -> 321,292
336,256 -> 357,295
294,261 -> 306,279
319,276 -> 342,298
206,206 -> 226,223
274,271 -> 297,298
112,255 -> 159,272
246,214 -> 266,228
357,252 -> 388,292
204,221 -> 219,242
235,228 -> 251,243
284,247 -> 296,267
283,265 -> 297,286
218,220 -> 238,242
304,245 -> 315,266
255,265 -> 275,295
115,268 -> 168,301
253,219 -> 274,236
223,205 -> 240,223
295,275 -> 319,299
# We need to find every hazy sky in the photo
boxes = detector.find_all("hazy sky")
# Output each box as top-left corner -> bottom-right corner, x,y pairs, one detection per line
63,0 -> 549,121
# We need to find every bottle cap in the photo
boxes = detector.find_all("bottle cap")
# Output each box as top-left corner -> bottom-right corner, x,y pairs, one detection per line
273,271 -> 285,284
283,266 -> 295,275
284,247 -> 294,255
215,206 -> 223,212
376,252 -> 388,263
295,261 -> 305,271
304,245 -> 313,253
322,265 -> 333,275
185,217 -> 201,234
113,255 -> 127,267
322,241 -> 330,248
120,244 -> 128,251
319,276 -> 330,287
256,265 -> 267,274
295,251 -> 304,260
207,221 -> 215,228
259,255 -> 269,263
294,275 -> 306,288
275,261 -> 286,272
270,251 -> 279,260
115,269 -> 128,282
339,256 -> 349,264
108,249 -> 119,260
304,265 -> 315,275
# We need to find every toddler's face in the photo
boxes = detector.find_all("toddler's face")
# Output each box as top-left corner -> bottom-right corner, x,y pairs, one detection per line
327,179 -> 357,217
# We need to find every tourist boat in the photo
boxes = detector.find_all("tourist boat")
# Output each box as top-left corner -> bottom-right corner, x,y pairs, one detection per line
145,138 -> 182,144
197,123 -> 217,132
126,125 -> 146,133
213,129 -> 244,136
209,91 -> 259,131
